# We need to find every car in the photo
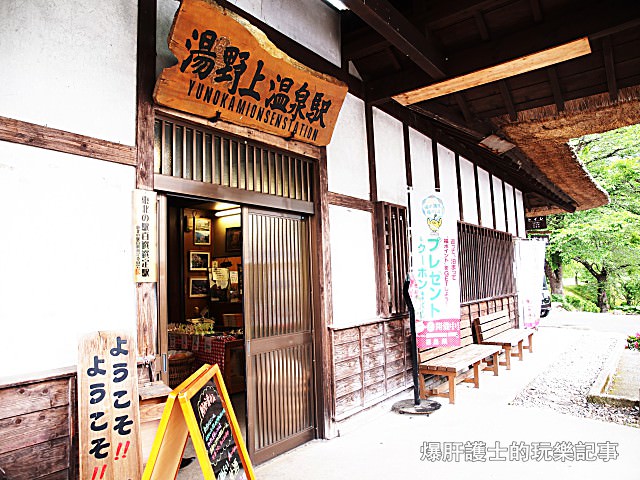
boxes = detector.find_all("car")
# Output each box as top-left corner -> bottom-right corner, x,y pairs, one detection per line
541,278 -> 551,317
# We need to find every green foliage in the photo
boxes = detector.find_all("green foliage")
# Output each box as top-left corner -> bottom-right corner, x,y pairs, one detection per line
565,295 -> 599,313
562,285 -> 600,312
615,305 -> 640,315
551,294 -> 574,311
547,124 -> 640,311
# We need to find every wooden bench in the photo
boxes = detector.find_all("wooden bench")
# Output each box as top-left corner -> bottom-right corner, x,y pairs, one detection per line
417,318 -> 501,404
473,310 -> 534,370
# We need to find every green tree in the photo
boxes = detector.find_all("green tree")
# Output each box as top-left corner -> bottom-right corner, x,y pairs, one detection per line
546,124 -> 640,312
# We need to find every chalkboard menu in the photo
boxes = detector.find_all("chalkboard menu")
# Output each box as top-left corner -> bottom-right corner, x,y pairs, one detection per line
142,364 -> 254,480
188,380 -> 247,479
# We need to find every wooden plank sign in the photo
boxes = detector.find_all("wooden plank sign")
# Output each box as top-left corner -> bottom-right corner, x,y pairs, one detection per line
133,189 -> 158,283
78,331 -> 143,480
142,364 -> 254,480
154,0 -> 348,146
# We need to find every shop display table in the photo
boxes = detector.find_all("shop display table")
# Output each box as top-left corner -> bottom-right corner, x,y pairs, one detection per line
168,332 -> 245,393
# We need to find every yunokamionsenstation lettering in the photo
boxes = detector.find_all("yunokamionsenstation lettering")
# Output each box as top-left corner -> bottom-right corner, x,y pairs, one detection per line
154,0 -> 348,146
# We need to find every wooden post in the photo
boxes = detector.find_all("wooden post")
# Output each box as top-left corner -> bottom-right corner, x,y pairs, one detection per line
136,0 -> 158,364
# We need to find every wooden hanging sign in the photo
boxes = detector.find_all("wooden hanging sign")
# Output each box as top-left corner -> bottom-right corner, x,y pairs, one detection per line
142,364 -> 254,480
78,331 -> 143,480
154,0 -> 348,146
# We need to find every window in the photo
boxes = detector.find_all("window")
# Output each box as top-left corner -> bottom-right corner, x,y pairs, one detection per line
375,202 -> 409,317
458,222 -> 515,304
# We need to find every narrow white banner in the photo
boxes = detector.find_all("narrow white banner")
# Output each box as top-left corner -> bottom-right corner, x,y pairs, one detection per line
514,238 -> 547,328
408,189 -> 461,349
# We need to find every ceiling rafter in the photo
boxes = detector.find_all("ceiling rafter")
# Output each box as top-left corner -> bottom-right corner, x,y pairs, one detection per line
602,36 -> 618,101
339,0 -> 446,80
546,66 -> 565,112
393,38 -> 591,105
473,11 -> 490,41
530,0 -> 543,22
363,2 -> 640,106
498,80 -> 518,121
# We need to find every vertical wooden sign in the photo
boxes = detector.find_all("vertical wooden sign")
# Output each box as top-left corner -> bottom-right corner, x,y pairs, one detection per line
133,189 -> 158,283
78,331 -> 143,480
143,364 -> 254,480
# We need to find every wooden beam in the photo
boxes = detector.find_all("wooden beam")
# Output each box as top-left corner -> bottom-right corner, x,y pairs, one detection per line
498,80 -> 518,121
374,101 -> 578,213
546,66 -> 565,112
340,0 -> 446,79
403,123 -> 413,187
445,1 -> 640,75
425,0 -> 512,31
327,191 -> 374,212
602,36 -> 618,101
0,115 -> 135,165
342,29 -> 389,61
474,11 -> 490,41
365,104 -> 378,202
453,93 -> 474,124
366,4 -> 640,105
530,0 -> 543,22
393,38 -> 591,105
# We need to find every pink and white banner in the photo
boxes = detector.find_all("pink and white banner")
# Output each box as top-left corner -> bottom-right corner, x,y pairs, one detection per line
408,189 -> 461,349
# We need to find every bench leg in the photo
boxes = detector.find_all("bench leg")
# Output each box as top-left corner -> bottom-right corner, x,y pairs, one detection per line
417,370 -> 428,399
447,373 -> 456,404
472,362 -> 480,388
491,352 -> 499,376
502,345 -> 512,370
517,340 -> 524,361
527,333 -> 533,353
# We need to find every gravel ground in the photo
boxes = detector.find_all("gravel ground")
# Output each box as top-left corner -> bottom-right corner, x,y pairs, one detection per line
510,331 -> 639,428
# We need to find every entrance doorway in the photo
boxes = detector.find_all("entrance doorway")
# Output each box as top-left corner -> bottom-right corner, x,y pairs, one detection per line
243,208 -> 316,464
159,195 -> 316,464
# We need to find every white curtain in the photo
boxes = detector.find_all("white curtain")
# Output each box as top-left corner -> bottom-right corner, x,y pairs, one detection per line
514,238 -> 547,328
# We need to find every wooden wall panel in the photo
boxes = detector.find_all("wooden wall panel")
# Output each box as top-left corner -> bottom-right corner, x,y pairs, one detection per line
0,374 -> 76,480
332,318 -> 412,420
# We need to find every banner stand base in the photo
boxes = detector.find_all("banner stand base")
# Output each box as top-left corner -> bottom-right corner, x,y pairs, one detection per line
392,398 -> 441,415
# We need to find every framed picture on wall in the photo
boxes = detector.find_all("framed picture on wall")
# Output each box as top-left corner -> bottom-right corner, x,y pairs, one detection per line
189,251 -> 210,271
189,277 -> 209,297
225,227 -> 242,253
194,218 -> 211,245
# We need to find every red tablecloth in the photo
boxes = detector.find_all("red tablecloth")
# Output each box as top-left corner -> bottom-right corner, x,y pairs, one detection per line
169,333 -> 239,371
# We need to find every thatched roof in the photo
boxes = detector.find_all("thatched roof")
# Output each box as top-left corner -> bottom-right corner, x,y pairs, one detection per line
493,86 -> 640,216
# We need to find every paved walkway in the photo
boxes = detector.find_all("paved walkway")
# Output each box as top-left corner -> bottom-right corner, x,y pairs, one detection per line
174,315 -> 639,479
255,326 -> 639,480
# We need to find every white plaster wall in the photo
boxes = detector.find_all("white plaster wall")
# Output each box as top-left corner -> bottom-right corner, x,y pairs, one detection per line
0,142 -> 137,378
373,108 -> 407,206
157,0 -> 341,72
504,183 -> 517,236
436,144 -> 460,220
409,128 -> 435,194
515,189 -> 526,238
492,176 -> 507,231
477,167 -> 493,228
459,156 -> 478,225
329,206 -> 378,327
0,1 -> 137,146
327,94 -> 369,199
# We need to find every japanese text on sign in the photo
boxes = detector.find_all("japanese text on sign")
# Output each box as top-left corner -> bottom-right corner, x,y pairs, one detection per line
134,190 -> 157,283
154,0 -> 347,146
409,191 -> 461,349
78,332 -> 142,480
